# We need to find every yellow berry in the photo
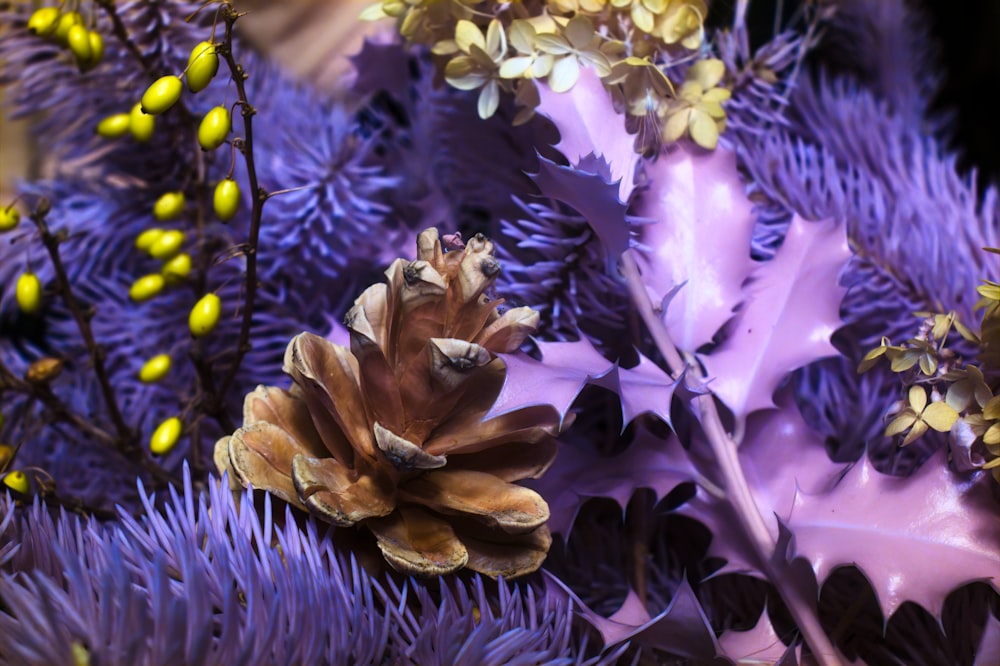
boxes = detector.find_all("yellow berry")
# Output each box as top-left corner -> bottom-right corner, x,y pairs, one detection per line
186,41 -> 219,93
3,470 -> 28,495
138,354 -> 172,383
27,7 -> 61,36
16,272 -> 42,314
213,179 -> 240,221
67,24 -> 92,63
0,206 -> 19,232
162,252 -> 192,283
96,113 -> 131,139
150,417 -> 182,455
53,11 -> 81,45
135,228 -> 165,252
129,102 -> 155,142
148,229 -> 185,259
129,274 -> 165,302
152,191 -> 185,221
198,106 -> 231,151
189,293 -> 221,337
78,30 -> 104,71
141,75 -> 183,115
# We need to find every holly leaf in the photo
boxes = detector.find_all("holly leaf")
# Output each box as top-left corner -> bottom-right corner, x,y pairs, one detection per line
530,155 -> 630,261
788,449 -> 1000,618
700,215 -> 850,422
719,608 -> 799,665
527,426 -> 698,536
536,70 -> 640,201
349,40 -> 412,100
545,573 -> 719,660
681,390 -> 847,576
633,145 -> 757,353
489,339 -> 615,425
974,613 -> 1000,666
591,352 -> 679,428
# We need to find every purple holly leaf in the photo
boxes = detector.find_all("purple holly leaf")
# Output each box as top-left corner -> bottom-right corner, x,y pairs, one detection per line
536,70 -> 640,201
719,608 -> 799,665
681,390 -> 847,575
349,40 -> 411,100
545,573 -> 719,659
489,339 -> 615,425
527,426 -> 697,536
591,352 -> 679,428
788,449 -> 1000,618
700,215 -> 850,422
974,613 -> 1000,666
530,155 -> 630,260
633,145 -> 757,352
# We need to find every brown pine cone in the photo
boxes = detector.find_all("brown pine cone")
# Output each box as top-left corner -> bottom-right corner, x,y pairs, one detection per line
216,228 -> 562,578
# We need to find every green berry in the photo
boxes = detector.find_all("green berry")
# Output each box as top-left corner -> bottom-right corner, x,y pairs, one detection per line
67,24 -> 92,63
189,293 -> 221,337
138,354 -> 172,383
3,470 -> 29,495
16,272 -> 42,315
0,206 -> 19,232
213,179 -> 240,221
96,113 -> 130,139
150,417 -> 182,455
148,229 -> 185,259
27,7 -> 61,36
141,75 -> 183,115
129,274 -> 165,302
197,106 -> 231,151
129,103 -> 155,142
152,191 -> 185,221
186,41 -> 219,93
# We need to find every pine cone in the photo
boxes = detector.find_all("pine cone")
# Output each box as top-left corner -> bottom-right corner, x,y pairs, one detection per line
215,228 -> 562,578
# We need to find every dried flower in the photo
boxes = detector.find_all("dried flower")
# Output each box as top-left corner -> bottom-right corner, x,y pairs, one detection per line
216,228 -> 562,578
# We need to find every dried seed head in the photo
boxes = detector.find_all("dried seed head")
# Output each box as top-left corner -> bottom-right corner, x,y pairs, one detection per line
218,228 -> 562,578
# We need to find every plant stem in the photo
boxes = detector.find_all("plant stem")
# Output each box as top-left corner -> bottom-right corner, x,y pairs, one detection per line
29,203 -> 133,450
619,250 -> 841,665
215,4 -> 265,401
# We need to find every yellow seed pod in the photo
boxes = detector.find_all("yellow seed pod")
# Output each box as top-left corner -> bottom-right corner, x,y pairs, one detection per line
162,252 -> 192,283
189,293 -> 221,337
186,41 -> 219,93
53,11 -> 82,45
80,30 -> 104,71
152,191 -> 185,221
139,353 -> 172,383
2,470 -> 29,494
96,113 -> 131,139
27,7 -> 61,36
129,273 -> 165,302
129,102 -> 155,142
66,24 -> 92,63
141,75 -> 183,115
150,416 -> 182,455
16,272 -> 42,314
198,106 -> 231,150
213,179 -> 240,221
0,443 -> 12,470
26,357 -> 63,383
0,206 -> 19,232
148,229 -> 185,259
135,227 -> 165,252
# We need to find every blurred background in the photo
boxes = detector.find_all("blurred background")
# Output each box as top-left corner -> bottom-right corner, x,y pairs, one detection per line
4,0 -> 1000,198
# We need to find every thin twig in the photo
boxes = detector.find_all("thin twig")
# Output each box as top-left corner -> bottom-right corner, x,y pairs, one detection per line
619,250 -> 842,666
29,201 -> 134,450
215,3 -> 266,401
